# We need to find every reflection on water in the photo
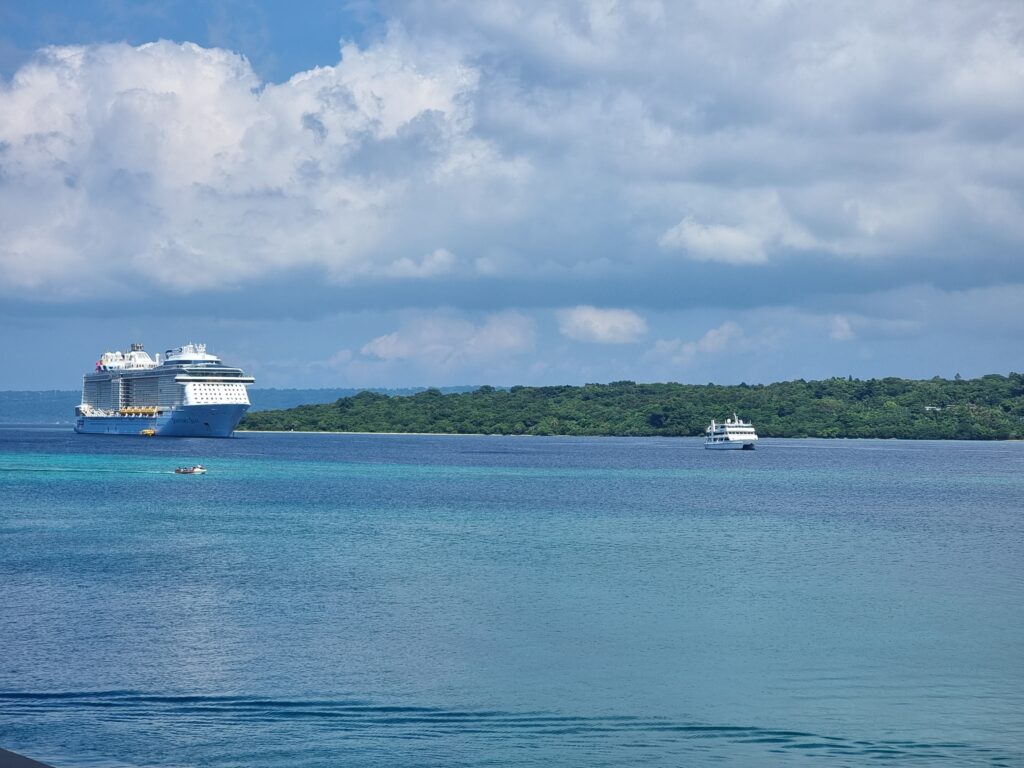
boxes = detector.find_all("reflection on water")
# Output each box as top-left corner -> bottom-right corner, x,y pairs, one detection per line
1,690 -> 1014,767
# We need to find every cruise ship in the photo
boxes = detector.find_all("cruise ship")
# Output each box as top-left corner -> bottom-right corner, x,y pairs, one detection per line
705,414 -> 758,450
75,343 -> 254,437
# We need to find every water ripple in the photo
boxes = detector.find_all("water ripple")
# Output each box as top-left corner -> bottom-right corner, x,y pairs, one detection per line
0,691 -> 1015,766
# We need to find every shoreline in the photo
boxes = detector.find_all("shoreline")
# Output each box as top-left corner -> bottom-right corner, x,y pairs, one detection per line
3,425 -> 1019,442
236,429 -> 565,437
235,430 -> 1023,441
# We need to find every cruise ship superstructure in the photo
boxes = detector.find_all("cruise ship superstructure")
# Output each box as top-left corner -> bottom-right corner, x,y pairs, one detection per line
75,343 -> 254,437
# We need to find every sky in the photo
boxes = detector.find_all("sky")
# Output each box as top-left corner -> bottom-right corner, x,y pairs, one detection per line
1,0 -> 1022,390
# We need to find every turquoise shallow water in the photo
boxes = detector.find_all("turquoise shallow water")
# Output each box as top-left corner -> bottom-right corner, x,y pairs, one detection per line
1,427 -> 1022,767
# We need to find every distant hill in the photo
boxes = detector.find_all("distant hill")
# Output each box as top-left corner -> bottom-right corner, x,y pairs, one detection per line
239,375 -> 1024,440
0,386 -> 483,424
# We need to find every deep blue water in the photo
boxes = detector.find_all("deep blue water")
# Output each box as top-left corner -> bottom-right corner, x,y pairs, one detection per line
1,427 -> 1022,767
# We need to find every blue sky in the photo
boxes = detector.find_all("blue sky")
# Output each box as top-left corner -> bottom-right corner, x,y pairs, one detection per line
1,1 -> 1022,389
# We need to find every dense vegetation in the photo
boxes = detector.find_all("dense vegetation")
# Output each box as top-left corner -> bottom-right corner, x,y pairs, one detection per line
240,374 -> 1024,439
0,387 -> 479,424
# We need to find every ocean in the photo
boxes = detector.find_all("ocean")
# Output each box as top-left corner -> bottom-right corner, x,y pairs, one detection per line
1,427 -> 1021,767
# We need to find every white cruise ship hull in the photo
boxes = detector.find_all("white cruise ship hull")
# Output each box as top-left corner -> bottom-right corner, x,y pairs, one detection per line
704,439 -> 756,450
74,404 -> 249,438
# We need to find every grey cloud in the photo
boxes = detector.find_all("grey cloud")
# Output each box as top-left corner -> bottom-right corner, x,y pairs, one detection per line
0,1 -> 1021,323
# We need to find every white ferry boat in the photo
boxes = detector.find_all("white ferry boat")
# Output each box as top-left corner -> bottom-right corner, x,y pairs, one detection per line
74,343 -> 254,437
705,414 -> 758,450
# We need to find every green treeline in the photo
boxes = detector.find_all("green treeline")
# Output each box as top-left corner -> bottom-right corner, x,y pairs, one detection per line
239,373 -> 1024,439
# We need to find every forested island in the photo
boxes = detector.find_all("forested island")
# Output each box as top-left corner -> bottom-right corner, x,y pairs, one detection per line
238,374 -> 1024,439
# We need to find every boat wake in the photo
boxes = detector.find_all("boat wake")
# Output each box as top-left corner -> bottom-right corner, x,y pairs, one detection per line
0,467 -> 178,474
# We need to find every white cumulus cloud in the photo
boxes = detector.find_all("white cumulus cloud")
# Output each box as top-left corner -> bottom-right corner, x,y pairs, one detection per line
383,248 -> 458,278
659,217 -> 767,265
650,322 -> 744,366
0,32 -> 506,296
830,315 -> 856,341
557,306 -> 648,344
360,310 -> 535,365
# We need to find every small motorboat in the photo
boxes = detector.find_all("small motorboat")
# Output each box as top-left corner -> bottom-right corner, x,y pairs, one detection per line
140,429 -> 156,436
174,465 -> 207,475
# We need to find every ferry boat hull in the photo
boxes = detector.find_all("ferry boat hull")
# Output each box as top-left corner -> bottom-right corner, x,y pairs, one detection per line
74,404 -> 249,438
704,440 -> 756,450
